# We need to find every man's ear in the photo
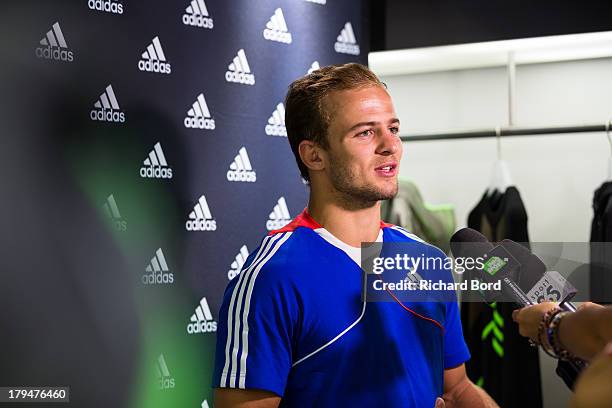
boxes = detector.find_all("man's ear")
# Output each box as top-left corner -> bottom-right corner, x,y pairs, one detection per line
299,140 -> 325,172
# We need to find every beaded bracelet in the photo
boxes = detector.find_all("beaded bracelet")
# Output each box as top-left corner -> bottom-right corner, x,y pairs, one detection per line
538,307 -> 562,358
548,311 -> 576,361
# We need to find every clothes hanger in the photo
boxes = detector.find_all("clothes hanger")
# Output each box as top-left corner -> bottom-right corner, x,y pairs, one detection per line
486,126 -> 512,196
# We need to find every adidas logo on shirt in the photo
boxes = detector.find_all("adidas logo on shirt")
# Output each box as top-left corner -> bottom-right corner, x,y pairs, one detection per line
156,354 -> 176,390
187,297 -> 217,334
138,36 -> 171,74
227,147 -> 256,183
140,142 -> 173,179
265,102 -> 287,137
103,194 -> 127,231
334,22 -> 360,55
184,93 -> 215,130
143,248 -> 174,285
266,197 -> 291,231
182,0 -> 213,29
225,49 -> 255,85
186,195 -> 217,231
305,0 -> 326,4
88,0 -> 124,14
263,8 -> 292,44
307,61 -> 320,74
227,245 -> 249,280
90,84 -> 125,123
35,22 -> 74,62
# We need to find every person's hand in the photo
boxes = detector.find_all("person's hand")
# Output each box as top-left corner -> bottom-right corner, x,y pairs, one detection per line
511,302 -> 557,342
570,342 -> 612,408
577,301 -> 604,312
434,397 -> 445,408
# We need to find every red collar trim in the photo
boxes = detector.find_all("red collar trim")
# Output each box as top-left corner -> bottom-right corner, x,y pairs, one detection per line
268,208 -> 394,235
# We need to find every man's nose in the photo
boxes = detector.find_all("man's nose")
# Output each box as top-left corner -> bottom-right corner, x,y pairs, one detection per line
376,129 -> 400,155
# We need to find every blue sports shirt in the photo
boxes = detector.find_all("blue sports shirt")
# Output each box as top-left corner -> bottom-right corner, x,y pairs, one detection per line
213,210 -> 470,407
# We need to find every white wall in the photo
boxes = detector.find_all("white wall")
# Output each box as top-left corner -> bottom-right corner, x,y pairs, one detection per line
376,57 -> 612,407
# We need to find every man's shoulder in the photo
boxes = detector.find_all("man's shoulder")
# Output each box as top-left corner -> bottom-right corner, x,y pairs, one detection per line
383,225 -> 447,257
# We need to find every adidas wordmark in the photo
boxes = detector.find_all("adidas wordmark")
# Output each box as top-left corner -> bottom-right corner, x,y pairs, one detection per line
227,147 -> 256,183
186,195 -> 217,231
90,84 -> 125,123
263,8 -> 292,44
334,22 -> 360,55
265,102 -> 287,136
88,0 -> 123,14
138,36 -> 171,74
103,194 -> 127,231
35,22 -> 74,62
140,142 -> 173,179
187,297 -> 217,334
184,93 -> 215,130
228,245 -> 249,280
266,197 -> 291,231
143,248 -> 174,285
183,0 -> 213,29
225,49 -> 255,85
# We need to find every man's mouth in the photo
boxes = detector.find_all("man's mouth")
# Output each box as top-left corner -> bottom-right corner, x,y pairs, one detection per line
374,162 -> 398,177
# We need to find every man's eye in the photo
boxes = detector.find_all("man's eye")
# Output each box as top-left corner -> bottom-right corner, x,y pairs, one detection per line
358,129 -> 373,137
390,127 -> 400,134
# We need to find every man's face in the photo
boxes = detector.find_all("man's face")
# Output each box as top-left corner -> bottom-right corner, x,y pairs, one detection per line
321,85 -> 402,206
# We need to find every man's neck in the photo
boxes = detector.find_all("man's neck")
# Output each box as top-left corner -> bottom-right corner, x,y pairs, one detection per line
307,197 -> 382,247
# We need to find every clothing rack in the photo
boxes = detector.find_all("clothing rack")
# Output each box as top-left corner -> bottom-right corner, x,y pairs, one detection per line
400,123 -> 608,142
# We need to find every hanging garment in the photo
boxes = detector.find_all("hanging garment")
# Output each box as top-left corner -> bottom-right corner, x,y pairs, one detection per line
381,179 -> 456,254
590,181 -> 612,304
462,186 -> 542,408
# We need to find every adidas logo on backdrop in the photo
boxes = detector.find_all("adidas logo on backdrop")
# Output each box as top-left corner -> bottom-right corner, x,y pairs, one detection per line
143,248 -> 174,285
265,103 -> 286,137
227,147 -> 256,183
140,142 -> 173,179
187,297 -> 217,334
103,194 -> 127,231
88,0 -> 123,14
184,93 -> 215,130
186,195 -> 217,231
90,85 -> 125,123
182,0 -> 213,29
225,49 -> 255,85
334,22 -> 360,55
228,245 -> 249,280
307,61 -> 320,74
266,197 -> 291,231
156,354 -> 175,390
35,22 -> 74,62
263,8 -> 292,44
138,36 -> 171,74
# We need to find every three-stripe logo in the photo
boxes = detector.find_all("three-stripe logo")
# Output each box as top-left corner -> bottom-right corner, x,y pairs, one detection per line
103,194 -> 127,231
35,22 -> 74,62
138,36 -> 171,74
225,49 -> 255,85
156,354 -> 176,389
307,60 -> 320,74
182,0 -> 213,29
266,197 -> 291,231
90,84 -> 125,123
265,103 -> 286,137
140,142 -> 173,179
187,297 -> 218,334
228,245 -> 249,280
263,8 -> 292,44
143,248 -> 174,285
186,195 -> 217,231
227,147 -> 256,183
334,22 -> 360,55
184,93 -> 216,130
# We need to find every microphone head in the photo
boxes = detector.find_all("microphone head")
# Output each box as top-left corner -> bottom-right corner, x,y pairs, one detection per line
499,239 -> 546,290
450,228 -> 494,259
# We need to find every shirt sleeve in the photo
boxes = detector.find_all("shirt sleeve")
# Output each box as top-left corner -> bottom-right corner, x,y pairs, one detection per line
212,253 -> 296,397
443,300 -> 471,369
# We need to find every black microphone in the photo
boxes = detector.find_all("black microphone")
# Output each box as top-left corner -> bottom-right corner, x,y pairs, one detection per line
450,228 -> 533,306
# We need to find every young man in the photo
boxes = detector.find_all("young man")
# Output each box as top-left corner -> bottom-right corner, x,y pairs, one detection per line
213,63 -> 497,407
